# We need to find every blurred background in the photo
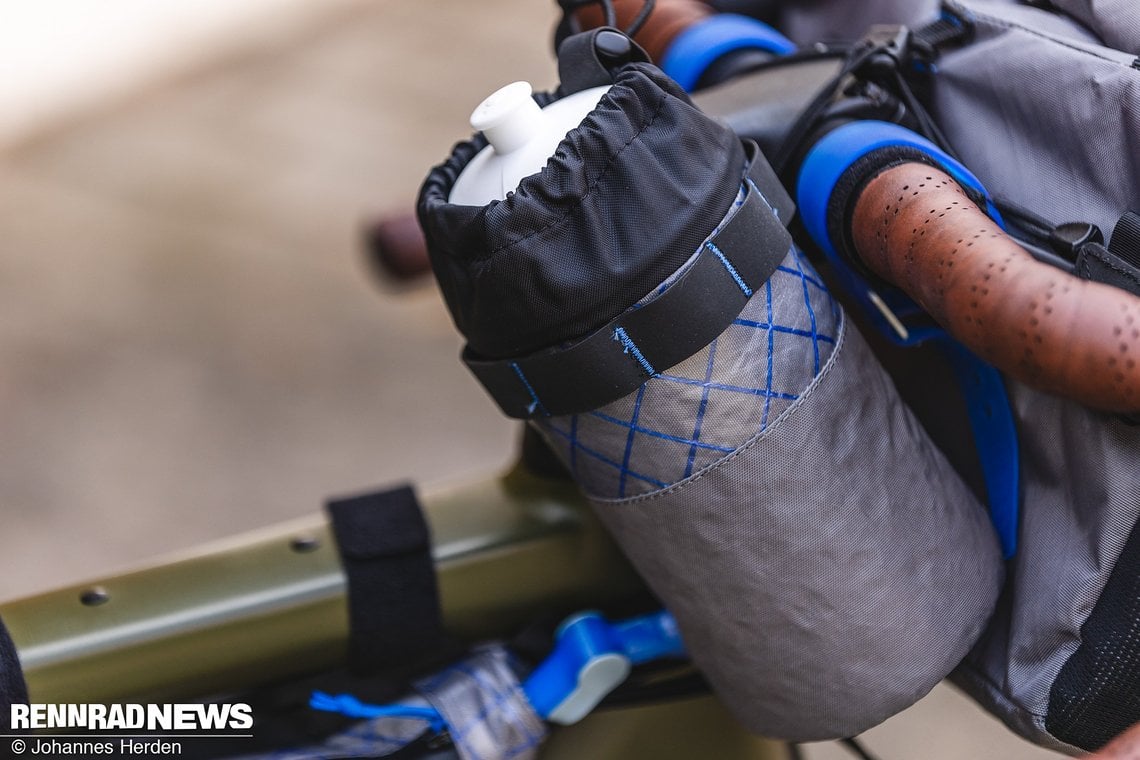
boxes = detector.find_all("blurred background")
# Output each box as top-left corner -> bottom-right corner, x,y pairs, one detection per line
0,2 -> 1058,758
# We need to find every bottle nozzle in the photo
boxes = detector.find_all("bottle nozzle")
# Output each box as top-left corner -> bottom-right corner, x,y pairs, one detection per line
470,81 -> 543,155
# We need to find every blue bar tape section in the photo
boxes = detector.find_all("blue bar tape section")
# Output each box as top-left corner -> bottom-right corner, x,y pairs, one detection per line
661,14 -> 795,92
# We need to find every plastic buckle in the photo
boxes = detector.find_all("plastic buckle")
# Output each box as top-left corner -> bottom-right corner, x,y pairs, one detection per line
857,25 -> 913,77
522,610 -> 685,725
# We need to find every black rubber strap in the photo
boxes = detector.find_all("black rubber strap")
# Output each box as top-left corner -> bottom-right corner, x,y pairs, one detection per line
464,140 -> 793,419
326,485 -> 442,674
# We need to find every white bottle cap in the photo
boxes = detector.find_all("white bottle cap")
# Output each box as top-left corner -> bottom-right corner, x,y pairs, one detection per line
449,81 -> 611,206
470,81 -> 543,155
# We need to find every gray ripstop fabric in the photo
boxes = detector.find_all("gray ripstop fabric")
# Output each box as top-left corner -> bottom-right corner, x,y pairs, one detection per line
538,241 -> 1004,739
951,387 -> 1140,754
1046,0 -> 1140,53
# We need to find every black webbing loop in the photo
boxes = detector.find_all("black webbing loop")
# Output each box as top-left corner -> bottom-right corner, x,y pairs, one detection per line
557,28 -> 651,96
1110,211 -> 1140,270
464,140 -> 793,419
326,485 -> 442,675
912,12 -> 973,52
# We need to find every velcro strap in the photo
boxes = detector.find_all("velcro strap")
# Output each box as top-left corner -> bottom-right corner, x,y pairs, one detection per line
464,140 -> 793,419
326,485 -> 442,674
556,28 -> 650,96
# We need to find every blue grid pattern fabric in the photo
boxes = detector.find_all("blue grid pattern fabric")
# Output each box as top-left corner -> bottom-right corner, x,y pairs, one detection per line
538,245 -> 841,500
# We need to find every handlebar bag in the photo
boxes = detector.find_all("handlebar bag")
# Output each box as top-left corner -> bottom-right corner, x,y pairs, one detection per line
755,0 -> 1140,753
930,2 -> 1140,755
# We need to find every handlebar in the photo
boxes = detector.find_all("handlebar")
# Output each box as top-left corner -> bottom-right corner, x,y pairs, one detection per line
851,162 -> 1140,413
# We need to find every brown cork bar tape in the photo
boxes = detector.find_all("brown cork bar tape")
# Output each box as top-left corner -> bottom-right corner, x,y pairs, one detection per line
851,162 -> 1140,413
574,0 -> 711,62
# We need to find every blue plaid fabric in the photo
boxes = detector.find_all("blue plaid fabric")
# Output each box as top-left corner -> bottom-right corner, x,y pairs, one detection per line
539,244 -> 840,500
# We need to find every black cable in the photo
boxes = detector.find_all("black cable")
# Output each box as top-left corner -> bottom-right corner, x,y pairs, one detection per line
888,68 -> 956,158
880,66 -> 1083,273
625,0 -> 656,37
771,42 -> 884,176
599,0 -> 618,28
557,0 -> 617,28
991,194 -> 1061,241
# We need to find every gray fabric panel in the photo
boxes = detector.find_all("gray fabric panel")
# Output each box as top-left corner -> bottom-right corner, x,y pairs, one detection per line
778,0 -> 941,46
539,246 -> 839,499
567,315 -> 1003,740
951,386 -> 1140,753
1046,0 -> 1140,53
954,0 -> 1107,41
936,1 -> 1140,237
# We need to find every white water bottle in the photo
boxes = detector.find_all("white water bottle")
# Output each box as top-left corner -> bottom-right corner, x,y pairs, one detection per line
448,81 -> 611,206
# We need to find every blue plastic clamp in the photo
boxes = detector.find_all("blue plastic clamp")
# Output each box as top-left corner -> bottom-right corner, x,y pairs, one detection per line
523,610 -> 685,725
310,610 -> 685,732
660,14 -> 795,93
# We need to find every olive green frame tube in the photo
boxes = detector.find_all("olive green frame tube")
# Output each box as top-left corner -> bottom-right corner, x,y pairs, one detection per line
0,466 -> 643,704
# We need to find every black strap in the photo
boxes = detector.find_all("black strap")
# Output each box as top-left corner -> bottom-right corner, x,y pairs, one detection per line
464,140 -> 793,419
1076,242 -> 1140,299
912,13 -> 974,53
557,28 -> 651,96
1110,211 -> 1140,270
0,615 -> 27,733
326,486 -> 442,675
